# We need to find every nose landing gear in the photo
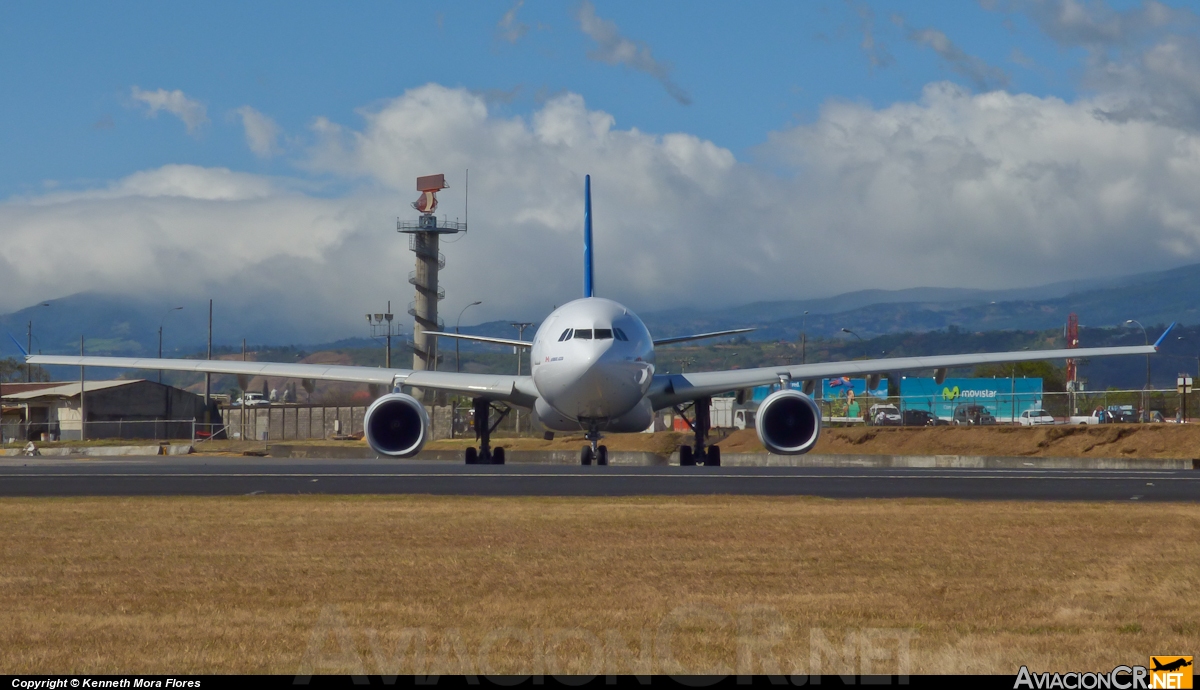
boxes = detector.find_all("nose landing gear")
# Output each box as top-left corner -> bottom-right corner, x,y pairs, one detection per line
674,397 -> 721,467
465,397 -> 511,465
580,424 -> 608,466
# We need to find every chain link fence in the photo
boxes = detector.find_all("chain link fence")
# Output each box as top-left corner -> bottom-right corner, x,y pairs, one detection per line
809,387 -> 1195,426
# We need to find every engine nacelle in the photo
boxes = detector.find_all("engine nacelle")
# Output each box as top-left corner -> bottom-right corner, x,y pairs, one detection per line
364,393 -> 429,457
755,389 -> 822,455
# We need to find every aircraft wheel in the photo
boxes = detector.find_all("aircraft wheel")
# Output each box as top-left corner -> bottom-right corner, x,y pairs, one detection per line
706,445 -> 721,467
581,446 -> 593,466
679,446 -> 695,467
493,447 -> 506,465
465,447 -> 478,465
597,445 -> 608,466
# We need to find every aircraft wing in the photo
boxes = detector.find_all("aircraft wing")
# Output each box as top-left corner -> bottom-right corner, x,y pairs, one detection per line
425,332 -> 532,348
24,355 -> 537,406
653,328 -> 756,346
647,342 -> 1163,409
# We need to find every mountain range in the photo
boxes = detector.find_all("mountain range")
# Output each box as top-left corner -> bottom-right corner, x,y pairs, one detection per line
2,261 -> 1195,358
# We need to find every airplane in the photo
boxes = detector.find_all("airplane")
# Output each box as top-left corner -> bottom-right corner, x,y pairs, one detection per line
24,175 -> 1172,466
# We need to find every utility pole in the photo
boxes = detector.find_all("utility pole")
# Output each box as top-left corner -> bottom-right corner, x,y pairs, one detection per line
25,303 -> 50,383
1126,320 -> 1149,421
157,306 -> 183,384
242,339 -> 247,441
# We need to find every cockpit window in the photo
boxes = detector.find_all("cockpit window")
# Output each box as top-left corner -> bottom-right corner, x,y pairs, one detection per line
594,328 -> 613,339
558,329 -> 572,341
613,328 -> 628,341
574,329 -> 593,340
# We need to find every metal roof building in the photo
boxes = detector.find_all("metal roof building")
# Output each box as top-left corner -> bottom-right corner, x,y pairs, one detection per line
2,379 -> 216,441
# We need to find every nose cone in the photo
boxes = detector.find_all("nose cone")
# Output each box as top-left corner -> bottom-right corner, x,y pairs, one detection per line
536,340 -> 651,421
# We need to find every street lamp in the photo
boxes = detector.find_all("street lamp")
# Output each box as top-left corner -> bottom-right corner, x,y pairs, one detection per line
510,322 -> 534,375
1126,319 -> 1150,421
801,310 -> 809,364
456,301 -> 482,373
510,321 -> 534,434
840,327 -> 864,342
157,306 -> 184,384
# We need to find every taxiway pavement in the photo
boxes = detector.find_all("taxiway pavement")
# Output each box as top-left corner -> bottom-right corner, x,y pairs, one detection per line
0,457 -> 1196,500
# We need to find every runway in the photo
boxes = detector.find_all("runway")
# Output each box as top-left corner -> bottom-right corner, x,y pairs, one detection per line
0,457 -> 1197,500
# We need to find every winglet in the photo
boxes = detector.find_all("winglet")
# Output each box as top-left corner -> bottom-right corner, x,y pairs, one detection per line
1153,322 -> 1177,350
7,332 -> 28,358
583,174 -> 594,298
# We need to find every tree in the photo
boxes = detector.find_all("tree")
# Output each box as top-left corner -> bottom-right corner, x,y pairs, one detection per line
0,357 -> 50,382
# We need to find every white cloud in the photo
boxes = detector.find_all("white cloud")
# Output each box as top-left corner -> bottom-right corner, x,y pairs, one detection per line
901,24 -> 1010,91
7,82 -> 1200,341
496,0 -> 529,44
849,1 -> 893,70
576,1 -> 691,106
233,106 -> 282,158
130,87 -> 209,135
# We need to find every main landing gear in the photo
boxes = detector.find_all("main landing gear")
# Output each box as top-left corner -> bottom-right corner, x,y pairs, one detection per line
464,397 -> 510,465
674,397 -> 721,467
579,424 -> 608,466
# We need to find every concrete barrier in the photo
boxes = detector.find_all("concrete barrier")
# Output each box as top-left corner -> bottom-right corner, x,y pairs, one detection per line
163,445 -> 193,456
717,453 -> 1195,471
263,444 -> 1194,469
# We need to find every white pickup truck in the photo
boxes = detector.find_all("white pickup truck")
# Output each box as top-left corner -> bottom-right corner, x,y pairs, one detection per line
1068,409 -> 1112,425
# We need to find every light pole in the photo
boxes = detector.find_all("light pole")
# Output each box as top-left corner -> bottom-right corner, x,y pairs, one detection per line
801,310 -> 809,364
456,301 -> 482,373
510,321 -> 533,434
157,306 -> 183,384
840,327 -> 864,342
366,303 -> 398,368
1126,319 -> 1150,421
510,322 -> 533,375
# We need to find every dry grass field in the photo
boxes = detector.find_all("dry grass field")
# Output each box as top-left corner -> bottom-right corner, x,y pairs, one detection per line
0,496 -> 1197,675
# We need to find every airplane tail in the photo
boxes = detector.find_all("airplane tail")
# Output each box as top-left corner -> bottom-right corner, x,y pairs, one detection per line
583,174 -> 594,298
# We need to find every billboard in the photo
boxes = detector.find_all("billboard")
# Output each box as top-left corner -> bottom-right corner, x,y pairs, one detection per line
899,377 -> 1043,422
751,377 -> 888,403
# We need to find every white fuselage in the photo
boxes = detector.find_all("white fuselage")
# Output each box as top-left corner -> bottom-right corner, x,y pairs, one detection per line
529,297 -> 655,428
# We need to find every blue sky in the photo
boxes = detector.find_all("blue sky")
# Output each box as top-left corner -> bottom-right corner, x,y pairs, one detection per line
0,1 -> 1126,195
1,1 -> 1199,339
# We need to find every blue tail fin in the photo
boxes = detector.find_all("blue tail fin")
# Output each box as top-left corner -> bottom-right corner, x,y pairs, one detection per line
583,175 -> 594,298
7,332 -> 28,357
1153,322 -> 1177,349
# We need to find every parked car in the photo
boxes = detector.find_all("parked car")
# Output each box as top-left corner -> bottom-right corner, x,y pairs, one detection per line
903,409 -> 948,427
236,392 -> 268,407
1018,409 -> 1056,426
1106,405 -> 1139,423
952,404 -> 996,426
868,404 -> 902,426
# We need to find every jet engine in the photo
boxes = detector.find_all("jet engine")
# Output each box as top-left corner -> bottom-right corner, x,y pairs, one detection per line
755,389 -> 822,455
364,393 -> 429,457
